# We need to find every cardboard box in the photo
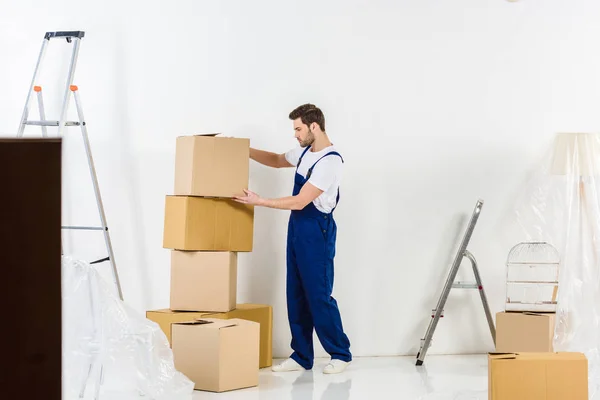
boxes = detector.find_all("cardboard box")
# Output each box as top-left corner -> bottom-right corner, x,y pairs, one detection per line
163,195 -> 254,251
221,304 -> 273,368
488,352 -> 588,400
146,304 -> 273,368
172,318 -> 259,392
170,251 -> 237,312
496,312 -> 555,353
174,134 -> 249,198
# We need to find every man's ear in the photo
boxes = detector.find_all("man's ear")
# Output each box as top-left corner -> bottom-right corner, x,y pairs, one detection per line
310,122 -> 317,131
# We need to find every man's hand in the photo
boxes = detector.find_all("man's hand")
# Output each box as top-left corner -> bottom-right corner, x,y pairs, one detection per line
233,189 -> 264,206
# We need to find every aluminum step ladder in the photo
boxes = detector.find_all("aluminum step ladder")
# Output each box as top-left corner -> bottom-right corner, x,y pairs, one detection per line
415,199 -> 495,366
17,31 -> 123,301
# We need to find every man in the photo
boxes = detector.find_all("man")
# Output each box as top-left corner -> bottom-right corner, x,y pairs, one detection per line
234,104 -> 352,374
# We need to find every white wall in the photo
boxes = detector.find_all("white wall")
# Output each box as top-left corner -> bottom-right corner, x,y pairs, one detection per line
2,0 -> 600,359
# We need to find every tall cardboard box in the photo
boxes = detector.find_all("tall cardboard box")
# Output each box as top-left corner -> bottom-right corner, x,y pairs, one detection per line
170,251 -> 237,312
488,352 -> 588,400
495,312 -> 555,353
172,318 -> 259,392
163,195 -> 254,251
1,139 -> 62,400
174,134 -> 250,198
146,303 -> 273,368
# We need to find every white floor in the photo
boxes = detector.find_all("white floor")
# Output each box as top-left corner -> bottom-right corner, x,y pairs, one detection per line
192,355 -> 488,400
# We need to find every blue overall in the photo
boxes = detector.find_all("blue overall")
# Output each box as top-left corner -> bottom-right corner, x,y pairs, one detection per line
287,146 -> 352,370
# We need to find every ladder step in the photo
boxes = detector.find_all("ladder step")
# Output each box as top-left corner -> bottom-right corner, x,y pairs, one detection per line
45,31 -> 85,40
452,282 -> 480,289
24,120 -> 80,126
62,225 -> 106,231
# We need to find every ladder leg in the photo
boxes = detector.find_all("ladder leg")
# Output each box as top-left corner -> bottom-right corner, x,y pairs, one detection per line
72,89 -> 124,301
416,261 -> 459,365
466,251 -> 496,344
57,37 -> 81,137
35,89 -> 49,138
17,38 -> 50,137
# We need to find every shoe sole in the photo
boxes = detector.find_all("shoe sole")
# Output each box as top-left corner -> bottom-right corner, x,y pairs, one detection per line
272,368 -> 305,372
323,363 -> 350,374
323,369 -> 346,374
271,366 -> 306,372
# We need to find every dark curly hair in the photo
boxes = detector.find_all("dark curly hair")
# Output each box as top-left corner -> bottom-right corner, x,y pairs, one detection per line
289,104 -> 326,132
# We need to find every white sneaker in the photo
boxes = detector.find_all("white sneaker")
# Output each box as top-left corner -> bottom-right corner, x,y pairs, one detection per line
323,359 -> 350,374
271,358 -> 306,372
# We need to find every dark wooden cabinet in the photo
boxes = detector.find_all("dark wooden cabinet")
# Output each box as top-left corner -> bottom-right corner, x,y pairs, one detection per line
0,138 -> 62,399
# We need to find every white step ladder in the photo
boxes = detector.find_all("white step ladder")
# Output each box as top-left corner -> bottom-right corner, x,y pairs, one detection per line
17,31 -> 123,301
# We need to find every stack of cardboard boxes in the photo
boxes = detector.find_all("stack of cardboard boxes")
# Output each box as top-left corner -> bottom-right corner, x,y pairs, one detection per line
490,309 -> 588,399
489,311 -> 589,399
147,134 -> 273,393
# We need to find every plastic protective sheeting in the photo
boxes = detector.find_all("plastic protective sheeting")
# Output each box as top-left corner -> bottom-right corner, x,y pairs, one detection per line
62,256 -> 194,400
505,132 -> 600,399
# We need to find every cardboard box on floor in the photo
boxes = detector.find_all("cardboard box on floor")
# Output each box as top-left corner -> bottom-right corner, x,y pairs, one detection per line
163,195 -> 254,251
495,312 -> 555,353
170,251 -> 237,313
172,318 -> 259,393
174,134 -> 250,198
146,304 -> 273,368
488,352 -> 587,400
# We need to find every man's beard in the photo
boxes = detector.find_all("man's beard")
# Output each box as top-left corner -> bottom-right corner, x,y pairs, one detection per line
299,129 -> 315,148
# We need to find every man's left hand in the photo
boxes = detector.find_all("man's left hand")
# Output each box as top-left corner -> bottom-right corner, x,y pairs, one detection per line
233,189 -> 263,206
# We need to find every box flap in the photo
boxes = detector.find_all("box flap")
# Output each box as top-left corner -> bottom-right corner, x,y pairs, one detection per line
175,133 -> 221,139
489,352 -> 587,361
198,318 -> 238,329
173,318 -> 239,329
147,309 -> 173,314
522,312 -> 553,317
174,320 -> 212,326
489,353 -> 518,359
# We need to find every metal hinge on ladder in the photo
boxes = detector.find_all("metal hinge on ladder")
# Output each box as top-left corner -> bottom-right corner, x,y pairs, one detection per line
415,199 -> 496,366
17,30 -> 123,301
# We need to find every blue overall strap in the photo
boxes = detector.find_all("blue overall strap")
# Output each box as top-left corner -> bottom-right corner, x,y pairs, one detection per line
306,151 -> 344,213
306,151 -> 344,180
296,146 -> 312,170
332,189 -> 341,213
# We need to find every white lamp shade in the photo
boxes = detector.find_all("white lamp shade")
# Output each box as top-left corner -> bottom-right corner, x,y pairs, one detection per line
550,133 -> 600,176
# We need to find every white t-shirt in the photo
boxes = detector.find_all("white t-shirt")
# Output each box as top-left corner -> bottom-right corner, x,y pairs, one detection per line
285,145 -> 344,213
